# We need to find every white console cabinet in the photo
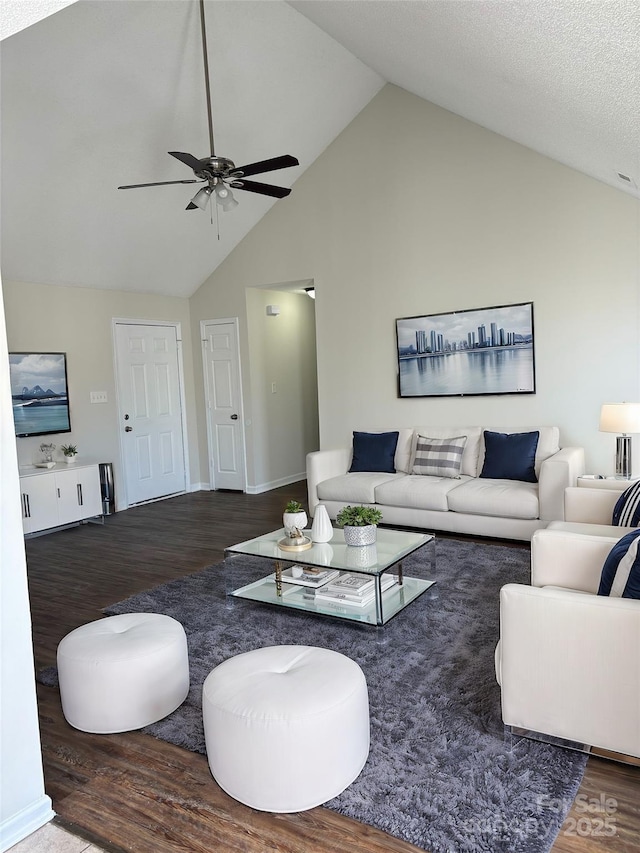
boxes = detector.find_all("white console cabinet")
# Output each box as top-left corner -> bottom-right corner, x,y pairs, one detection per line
19,463 -> 103,535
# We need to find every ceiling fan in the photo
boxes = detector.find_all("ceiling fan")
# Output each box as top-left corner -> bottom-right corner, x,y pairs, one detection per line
118,0 -> 298,213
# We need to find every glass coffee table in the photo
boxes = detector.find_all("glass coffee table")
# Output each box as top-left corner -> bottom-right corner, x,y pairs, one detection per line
224,526 -> 436,628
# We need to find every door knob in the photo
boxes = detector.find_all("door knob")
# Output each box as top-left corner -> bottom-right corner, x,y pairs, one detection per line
230,414 -> 238,420
125,426 -> 133,432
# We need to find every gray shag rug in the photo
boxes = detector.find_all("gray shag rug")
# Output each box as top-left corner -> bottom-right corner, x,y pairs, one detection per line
42,538 -> 587,852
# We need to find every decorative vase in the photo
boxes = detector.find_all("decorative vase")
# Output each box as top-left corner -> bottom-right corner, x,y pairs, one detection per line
311,505 -> 333,543
283,510 -> 307,538
343,524 -> 377,547
65,456 -> 77,464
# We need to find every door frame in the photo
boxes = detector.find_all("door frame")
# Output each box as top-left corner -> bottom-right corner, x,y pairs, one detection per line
112,318 -> 190,510
200,317 -> 247,491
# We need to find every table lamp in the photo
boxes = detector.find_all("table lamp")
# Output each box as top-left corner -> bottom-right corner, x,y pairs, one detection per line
599,403 -> 640,479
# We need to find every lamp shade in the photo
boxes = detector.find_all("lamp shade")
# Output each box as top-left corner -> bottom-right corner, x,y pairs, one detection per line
191,186 -> 213,210
215,183 -> 239,211
599,403 -> 640,434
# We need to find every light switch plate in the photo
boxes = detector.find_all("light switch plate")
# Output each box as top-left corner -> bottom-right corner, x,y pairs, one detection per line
90,391 -> 108,404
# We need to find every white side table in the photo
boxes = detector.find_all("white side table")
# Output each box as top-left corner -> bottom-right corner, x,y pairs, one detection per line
577,476 -> 638,491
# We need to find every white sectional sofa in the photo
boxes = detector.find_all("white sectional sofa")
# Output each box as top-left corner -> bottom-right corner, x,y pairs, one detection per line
307,426 -> 585,541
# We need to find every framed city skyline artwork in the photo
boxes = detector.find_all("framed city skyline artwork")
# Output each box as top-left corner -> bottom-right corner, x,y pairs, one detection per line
396,302 -> 535,398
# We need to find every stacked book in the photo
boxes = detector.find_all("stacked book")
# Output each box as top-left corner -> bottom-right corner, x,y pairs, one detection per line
279,566 -> 340,588
314,572 -> 397,607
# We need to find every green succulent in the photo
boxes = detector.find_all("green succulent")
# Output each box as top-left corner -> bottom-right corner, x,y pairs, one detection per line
284,500 -> 304,513
336,505 -> 383,527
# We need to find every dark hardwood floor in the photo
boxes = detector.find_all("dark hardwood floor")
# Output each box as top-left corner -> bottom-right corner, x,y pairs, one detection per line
25,485 -> 639,852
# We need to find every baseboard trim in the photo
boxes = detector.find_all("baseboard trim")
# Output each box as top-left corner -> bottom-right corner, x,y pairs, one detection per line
0,795 -> 55,852
186,476 -> 305,495
245,472 -> 306,495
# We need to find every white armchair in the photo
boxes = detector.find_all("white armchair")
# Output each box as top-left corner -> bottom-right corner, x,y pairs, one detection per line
495,526 -> 640,759
546,483 -> 635,538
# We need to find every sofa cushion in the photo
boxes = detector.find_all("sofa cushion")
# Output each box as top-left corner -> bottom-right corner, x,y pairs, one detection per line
349,431 -> 399,473
612,480 -> 640,527
375,475 -> 471,512
478,425 -> 559,478
479,431 -> 539,483
353,428 -> 414,473
317,472 -> 403,505
598,529 -> 640,598
447,478 -> 540,520
411,435 -> 467,478
411,426 -> 482,477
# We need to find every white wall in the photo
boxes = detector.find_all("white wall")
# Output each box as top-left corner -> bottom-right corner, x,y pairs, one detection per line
0,279 -> 54,850
2,281 -> 201,502
245,288 -> 319,491
190,85 -> 640,477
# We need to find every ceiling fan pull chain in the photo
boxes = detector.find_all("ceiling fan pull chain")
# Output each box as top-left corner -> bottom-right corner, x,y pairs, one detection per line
213,195 -> 221,240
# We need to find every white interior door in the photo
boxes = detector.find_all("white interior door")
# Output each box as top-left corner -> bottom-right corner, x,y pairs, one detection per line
115,322 -> 186,505
202,319 -> 246,491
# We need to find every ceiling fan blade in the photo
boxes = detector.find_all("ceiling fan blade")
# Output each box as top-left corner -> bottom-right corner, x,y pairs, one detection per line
118,179 -> 200,189
231,179 -> 291,199
230,155 -> 299,178
168,151 -> 204,170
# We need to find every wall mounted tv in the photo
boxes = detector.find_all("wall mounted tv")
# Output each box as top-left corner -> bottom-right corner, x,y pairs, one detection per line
9,352 -> 72,438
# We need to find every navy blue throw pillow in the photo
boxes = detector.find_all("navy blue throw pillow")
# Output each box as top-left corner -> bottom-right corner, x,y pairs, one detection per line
479,430 -> 539,483
598,529 -> 640,598
612,480 -> 640,527
349,431 -> 399,474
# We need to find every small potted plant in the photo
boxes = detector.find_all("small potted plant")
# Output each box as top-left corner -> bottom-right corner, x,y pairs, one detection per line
60,444 -> 78,464
283,500 -> 308,539
336,505 -> 383,546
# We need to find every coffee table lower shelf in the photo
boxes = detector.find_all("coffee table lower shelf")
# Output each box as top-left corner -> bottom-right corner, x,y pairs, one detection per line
231,574 -> 435,626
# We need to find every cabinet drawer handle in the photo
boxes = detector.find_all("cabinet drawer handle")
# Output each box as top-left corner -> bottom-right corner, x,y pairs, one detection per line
77,483 -> 83,506
22,493 -> 30,518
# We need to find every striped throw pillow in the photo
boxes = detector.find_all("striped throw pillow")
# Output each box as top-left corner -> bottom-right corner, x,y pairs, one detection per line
411,435 -> 467,479
612,480 -> 640,527
598,529 -> 640,598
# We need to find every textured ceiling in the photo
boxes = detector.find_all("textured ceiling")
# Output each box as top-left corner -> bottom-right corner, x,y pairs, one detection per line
1,1 -> 638,299
293,0 -> 640,199
0,0 -> 77,40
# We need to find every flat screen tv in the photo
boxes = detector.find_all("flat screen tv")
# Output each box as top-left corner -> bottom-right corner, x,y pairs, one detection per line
9,352 -> 72,438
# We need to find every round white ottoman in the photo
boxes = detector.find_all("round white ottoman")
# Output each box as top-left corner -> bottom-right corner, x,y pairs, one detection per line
202,645 -> 369,812
57,613 -> 189,734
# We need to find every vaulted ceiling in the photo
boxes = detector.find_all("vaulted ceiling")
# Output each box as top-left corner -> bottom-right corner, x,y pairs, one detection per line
2,1 -> 638,299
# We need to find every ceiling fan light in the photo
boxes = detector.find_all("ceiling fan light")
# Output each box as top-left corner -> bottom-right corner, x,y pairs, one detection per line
216,185 -> 239,211
191,186 -> 213,210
